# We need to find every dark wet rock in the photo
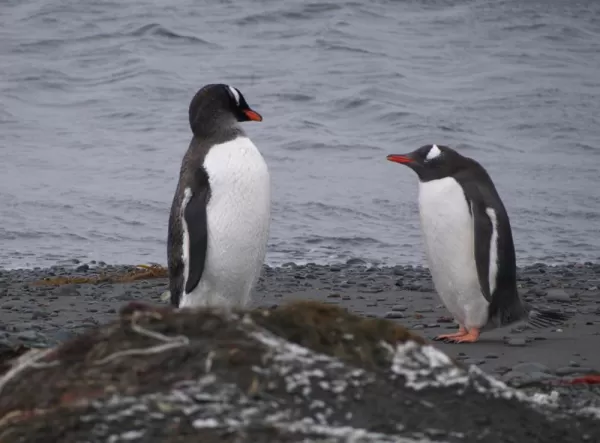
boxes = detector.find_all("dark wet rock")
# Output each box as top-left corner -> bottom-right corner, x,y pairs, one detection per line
0,300 -> 598,443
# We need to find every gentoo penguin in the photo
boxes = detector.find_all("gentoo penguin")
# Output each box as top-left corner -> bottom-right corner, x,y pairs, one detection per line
167,84 -> 270,309
386,144 -> 571,343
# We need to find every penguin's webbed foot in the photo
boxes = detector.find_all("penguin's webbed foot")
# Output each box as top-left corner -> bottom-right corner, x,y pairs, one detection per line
446,328 -> 481,344
433,326 -> 468,342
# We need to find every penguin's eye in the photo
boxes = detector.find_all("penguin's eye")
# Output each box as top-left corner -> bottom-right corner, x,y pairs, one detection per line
425,144 -> 442,162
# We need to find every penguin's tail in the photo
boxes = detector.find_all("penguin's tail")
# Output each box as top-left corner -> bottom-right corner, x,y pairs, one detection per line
525,305 -> 573,329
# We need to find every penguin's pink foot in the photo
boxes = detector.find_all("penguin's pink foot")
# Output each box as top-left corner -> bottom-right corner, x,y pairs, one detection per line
449,328 -> 481,344
433,326 -> 468,341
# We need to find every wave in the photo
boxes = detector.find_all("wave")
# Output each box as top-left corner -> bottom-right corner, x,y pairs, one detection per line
126,23 -> 219,47
236,2 -> 344,25
301,235 -> 387,247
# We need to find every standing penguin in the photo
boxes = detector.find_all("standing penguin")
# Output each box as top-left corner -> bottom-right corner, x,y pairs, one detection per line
167,84 -> 270,308
386,144 -> 571,343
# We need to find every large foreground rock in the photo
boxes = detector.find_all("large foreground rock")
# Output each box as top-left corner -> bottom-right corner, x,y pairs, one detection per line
0,300 -> 597,442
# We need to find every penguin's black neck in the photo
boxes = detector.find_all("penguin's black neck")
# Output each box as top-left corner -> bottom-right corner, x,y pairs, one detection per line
190,112 -> 244,143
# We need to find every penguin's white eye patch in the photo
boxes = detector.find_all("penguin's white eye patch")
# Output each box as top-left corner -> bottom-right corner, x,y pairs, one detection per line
227,85 -> 241,105
426,144 -> 441,161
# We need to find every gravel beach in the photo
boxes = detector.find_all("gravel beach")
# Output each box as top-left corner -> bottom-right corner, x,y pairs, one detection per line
0,260 -> 598,385
0,260 -> 599,442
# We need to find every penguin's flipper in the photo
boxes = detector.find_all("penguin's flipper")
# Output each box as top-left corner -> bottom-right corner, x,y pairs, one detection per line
183,186 -> 209,295
467,197 -> 494,303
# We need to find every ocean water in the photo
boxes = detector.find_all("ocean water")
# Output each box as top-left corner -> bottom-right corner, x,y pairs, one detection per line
1,0 -> 599,269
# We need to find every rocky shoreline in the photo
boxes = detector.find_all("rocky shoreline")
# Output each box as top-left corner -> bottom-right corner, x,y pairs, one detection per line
0,261 -> 599,438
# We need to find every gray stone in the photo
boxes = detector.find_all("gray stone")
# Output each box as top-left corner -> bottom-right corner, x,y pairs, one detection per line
545,288 -> 571,302
17,330 -> 39,341
53,284 -> 80,297
384,311 -> 405,319
505,338 -> 528,347
511,362 -> 551,374
555,367 -> 594,376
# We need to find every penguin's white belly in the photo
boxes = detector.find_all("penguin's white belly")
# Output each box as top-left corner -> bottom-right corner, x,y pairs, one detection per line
181,136 -> 271,308
418,177 -> 489,328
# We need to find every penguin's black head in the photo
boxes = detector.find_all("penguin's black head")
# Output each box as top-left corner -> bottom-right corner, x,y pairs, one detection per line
188,84 -> 262,137
386,144 -> 466,181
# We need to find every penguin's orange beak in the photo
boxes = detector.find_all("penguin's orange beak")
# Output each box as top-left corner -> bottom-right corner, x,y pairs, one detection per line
243,109 -> 263,122
387,154 -> 413,164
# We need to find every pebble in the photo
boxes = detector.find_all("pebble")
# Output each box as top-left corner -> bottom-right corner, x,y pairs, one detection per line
53,285 -> 80,297
511,362 -> 552,374
545,288 -> 571,302
419,282 -> 435,292
555,367 -> 594,376
501,370 -> 555,385
31,311 -> 50,320
346,258 -> 366,267
17,331 -> 38,341
505,338 -> 528,347
384,311 -> 405,319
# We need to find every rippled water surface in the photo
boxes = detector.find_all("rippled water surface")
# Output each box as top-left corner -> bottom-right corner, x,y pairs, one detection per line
1,0 -> 600,269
